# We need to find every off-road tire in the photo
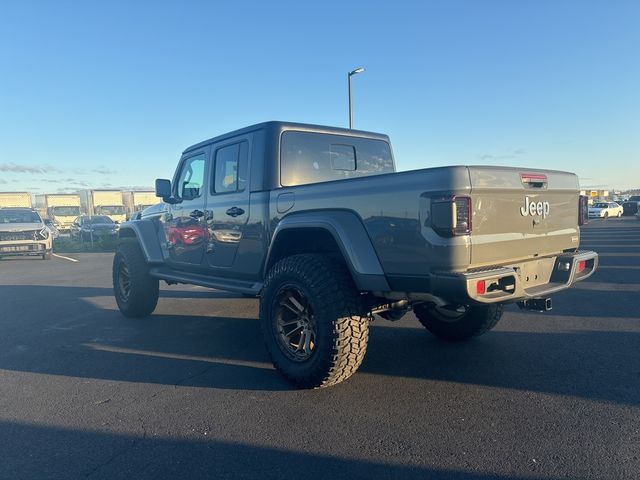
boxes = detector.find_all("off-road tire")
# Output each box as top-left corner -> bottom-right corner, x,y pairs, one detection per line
260,254 -> 369,389
413,303 -> 503,341
42,250 -> 52,260
113,241 -> 159,318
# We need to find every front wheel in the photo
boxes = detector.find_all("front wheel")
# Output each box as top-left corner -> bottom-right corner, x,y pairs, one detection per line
603,212 -> 609,219
413,303 -> 503,341
42,250 -> 52,260
260,254 -> 369,388
112,242 -> 159,318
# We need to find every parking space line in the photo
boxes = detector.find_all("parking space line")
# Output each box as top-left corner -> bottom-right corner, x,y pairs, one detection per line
52,253 -> 79,263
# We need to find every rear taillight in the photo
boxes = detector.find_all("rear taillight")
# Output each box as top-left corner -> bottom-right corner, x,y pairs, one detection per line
431,195 -> 472,237
578,195 -> 589,226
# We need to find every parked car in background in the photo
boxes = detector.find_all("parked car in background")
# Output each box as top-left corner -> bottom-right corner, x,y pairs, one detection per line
623,196 -> 640,216
0,207 -> 52,260
588,201 -> 623,219
70,215 -> 119,242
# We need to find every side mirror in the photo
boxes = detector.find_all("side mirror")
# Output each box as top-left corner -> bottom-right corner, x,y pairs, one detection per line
155,178 -> 180,204
155,178 -> 172,198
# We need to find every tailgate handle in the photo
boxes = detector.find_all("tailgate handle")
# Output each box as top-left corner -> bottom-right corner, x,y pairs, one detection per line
521,173 -> 547,188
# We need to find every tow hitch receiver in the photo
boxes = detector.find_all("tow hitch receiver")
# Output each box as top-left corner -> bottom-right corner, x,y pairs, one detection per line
518,298 -> 552,312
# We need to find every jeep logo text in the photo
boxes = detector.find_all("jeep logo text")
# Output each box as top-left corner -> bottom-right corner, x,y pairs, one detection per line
520,197 -> 550,218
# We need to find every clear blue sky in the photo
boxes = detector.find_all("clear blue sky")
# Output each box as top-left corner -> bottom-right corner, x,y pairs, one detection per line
1,0 -> 638,193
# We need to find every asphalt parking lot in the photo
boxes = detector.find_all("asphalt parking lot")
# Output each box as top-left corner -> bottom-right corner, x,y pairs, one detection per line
1,217 -> 638,479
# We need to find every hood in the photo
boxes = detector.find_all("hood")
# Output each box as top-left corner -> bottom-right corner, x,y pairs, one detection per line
0,222 -> 43,232
140,203 -> 166,217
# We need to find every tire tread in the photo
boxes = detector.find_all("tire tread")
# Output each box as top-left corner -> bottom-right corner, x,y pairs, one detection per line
260,254 -> 368,388
112,242 -> 159,318
414,303 -> 503,341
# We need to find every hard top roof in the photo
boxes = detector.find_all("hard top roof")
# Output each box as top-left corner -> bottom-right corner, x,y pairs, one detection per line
183,121 -> 390,154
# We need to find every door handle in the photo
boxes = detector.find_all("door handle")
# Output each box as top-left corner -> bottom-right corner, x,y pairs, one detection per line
189,209 -> 204,218
226,207 -> 245,217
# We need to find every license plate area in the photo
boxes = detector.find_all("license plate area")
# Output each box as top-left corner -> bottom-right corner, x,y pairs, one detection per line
514,257 -> 555,288
0,244 -> 40,252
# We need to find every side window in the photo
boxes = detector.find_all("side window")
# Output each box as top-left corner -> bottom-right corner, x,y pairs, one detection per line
177,154 -> 206,200
213,141 -> 248,194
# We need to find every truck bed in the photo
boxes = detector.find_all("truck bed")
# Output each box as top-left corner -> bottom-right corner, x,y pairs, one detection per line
270,165 -> 580,277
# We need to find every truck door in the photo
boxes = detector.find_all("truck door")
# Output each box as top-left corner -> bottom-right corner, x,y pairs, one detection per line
165,149 -> 209,268
204,138 -> 250,269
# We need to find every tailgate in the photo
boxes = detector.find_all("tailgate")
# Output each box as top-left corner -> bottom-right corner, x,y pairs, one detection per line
468,167 -> 580,267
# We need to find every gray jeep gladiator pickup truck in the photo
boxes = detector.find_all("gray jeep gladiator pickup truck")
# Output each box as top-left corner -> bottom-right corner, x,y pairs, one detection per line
112,121 -> 598,388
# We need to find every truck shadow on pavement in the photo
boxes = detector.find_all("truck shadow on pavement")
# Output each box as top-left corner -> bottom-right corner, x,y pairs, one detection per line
0,420 -> 556,480
0,284 -> 638,405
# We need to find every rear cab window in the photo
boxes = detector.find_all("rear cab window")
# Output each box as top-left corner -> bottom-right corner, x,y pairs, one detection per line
280,131 -> 394,187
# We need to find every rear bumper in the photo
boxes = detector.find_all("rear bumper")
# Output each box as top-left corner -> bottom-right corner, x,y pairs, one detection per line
429,250 -> 598,305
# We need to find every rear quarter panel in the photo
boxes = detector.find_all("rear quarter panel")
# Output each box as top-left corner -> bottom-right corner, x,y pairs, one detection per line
270,166 -> 473,276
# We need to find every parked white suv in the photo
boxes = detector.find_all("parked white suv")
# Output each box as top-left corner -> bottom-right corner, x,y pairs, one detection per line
0,208 -> 53,260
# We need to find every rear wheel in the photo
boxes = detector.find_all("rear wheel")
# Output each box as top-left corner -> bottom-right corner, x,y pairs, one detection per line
260,254 -> 369,388
618,211 -> 622,218
112,242 -> 159,318
413,303 -> 503,341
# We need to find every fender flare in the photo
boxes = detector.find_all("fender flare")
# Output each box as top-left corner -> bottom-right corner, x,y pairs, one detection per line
266,210 -> 390,292
117,220 -> 164,264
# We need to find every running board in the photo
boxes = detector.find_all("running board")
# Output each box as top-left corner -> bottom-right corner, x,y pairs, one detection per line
149,267 -> 262,295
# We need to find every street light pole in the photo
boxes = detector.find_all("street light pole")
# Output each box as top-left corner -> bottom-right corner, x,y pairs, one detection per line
348,67 -> 365,129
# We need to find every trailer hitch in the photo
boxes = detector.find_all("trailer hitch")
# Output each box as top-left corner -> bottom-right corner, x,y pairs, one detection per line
517,298 -> 552,312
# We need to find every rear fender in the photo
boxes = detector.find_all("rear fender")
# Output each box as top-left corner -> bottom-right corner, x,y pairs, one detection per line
266,211 -> 390,291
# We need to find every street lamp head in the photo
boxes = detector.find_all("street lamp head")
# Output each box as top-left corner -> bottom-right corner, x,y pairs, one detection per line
349,67 -> 365,76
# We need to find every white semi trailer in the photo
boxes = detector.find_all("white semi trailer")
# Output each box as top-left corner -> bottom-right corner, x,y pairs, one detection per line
34,194 -> 81,232
0,192 -> 32,208
79,190 -> 126,223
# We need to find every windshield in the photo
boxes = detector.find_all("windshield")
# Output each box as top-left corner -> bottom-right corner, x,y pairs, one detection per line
95,205 -> 125,215
84,216 -> 114,225
592,203 -> 607,208
52,206 -> 81,216
0,210 -> 41,224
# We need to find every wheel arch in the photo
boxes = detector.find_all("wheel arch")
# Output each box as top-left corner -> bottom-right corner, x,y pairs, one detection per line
264,211 -> 389,292
117,220 -> 164,264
